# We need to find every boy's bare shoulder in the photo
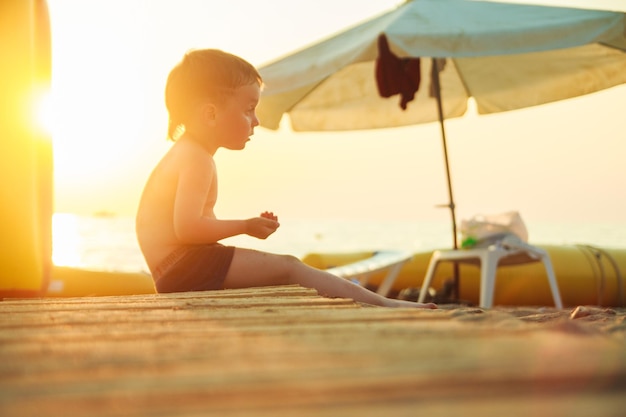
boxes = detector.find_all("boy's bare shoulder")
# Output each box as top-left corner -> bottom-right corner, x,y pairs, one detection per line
157,139 -> 213,174
175,139 -> 214,163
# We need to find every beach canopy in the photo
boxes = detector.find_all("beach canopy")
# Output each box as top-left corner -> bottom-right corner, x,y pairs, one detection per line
257,0 -> 626,131
257,0 -> 626,255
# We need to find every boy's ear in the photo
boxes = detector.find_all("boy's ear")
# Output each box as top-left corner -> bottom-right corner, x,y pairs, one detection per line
199,102 -> 218,126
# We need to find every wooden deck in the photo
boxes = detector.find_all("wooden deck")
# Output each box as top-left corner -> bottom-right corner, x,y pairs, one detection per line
1,285 -> 625,416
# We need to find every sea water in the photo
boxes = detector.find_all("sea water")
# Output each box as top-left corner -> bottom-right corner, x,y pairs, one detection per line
52,213 -> 626,273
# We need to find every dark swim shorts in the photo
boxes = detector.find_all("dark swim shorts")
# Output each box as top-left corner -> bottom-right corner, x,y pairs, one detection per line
152,244 -> 235,293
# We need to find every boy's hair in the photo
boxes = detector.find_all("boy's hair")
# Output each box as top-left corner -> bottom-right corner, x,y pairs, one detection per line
165,49 -> 262,141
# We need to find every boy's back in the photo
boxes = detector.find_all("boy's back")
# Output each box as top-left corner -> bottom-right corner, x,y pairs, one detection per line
136,137 -> 217,275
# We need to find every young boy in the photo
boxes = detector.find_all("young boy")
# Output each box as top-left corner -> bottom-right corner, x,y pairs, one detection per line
136,49 -> 436,309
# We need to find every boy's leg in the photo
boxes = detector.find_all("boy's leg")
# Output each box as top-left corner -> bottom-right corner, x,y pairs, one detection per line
223,248 -> 436,309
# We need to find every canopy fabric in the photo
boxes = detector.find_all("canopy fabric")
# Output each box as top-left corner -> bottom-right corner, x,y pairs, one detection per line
257,0 -> 626,131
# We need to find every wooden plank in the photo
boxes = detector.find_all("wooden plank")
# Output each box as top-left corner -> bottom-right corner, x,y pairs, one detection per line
1,285 -> 625,417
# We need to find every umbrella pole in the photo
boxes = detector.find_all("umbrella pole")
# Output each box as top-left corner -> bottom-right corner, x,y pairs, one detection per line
431,58 -> 460,299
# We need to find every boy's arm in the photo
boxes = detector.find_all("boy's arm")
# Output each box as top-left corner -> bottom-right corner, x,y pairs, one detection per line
172,153 -> 278,244
178,216 -> 278,243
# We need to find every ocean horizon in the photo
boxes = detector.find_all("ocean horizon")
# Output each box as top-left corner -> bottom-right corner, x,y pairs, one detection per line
52,213 -> 626,273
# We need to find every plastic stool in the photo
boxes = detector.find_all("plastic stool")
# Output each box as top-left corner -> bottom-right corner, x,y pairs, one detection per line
417,237 -> 563,308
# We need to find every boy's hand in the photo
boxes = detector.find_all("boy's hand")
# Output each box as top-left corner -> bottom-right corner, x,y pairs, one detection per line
246,213 -> 279,239
260,211 -> 278,222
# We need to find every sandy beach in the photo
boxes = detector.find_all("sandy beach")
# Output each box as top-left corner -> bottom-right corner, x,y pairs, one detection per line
1,285 -> 625,416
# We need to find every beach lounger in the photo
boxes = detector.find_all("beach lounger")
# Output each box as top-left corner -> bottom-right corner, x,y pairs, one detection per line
326,251 -> 412,297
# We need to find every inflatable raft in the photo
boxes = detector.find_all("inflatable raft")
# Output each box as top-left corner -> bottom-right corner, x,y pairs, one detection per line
46,267 -> 155,298
42,246 -> 626,304
303,245 -> 626,307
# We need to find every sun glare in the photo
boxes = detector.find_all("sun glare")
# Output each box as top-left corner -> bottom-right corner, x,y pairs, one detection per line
32,88 -> 55,136
46,0 -> 155,211
51,213 -> 81,266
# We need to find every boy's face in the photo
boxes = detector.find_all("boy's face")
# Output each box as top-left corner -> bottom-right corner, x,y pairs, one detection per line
214,83 -> 261,150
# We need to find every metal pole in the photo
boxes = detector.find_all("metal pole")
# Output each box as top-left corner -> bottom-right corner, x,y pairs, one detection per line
431,58 -> 460,299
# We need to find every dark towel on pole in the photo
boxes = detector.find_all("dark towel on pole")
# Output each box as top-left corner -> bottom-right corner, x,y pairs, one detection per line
375,33 -> 421,110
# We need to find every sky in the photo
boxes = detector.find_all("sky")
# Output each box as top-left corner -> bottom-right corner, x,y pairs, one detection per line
46,0 -> 626,225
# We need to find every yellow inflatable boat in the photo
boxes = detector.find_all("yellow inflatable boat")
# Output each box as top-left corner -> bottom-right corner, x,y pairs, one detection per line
46,266 -> 155,298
